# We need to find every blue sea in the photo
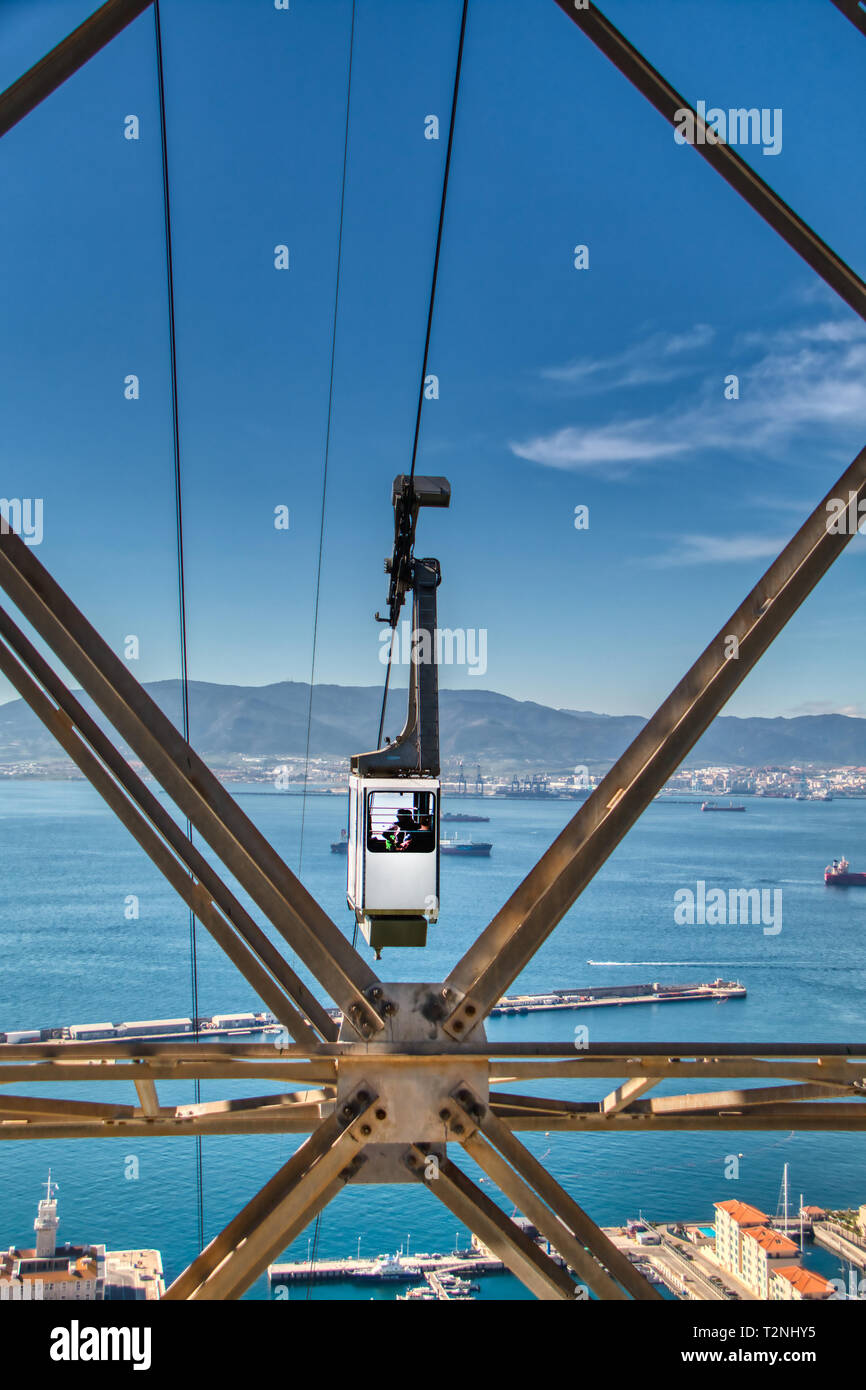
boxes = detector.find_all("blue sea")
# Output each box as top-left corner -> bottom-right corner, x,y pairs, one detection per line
1,783 -> 864,1299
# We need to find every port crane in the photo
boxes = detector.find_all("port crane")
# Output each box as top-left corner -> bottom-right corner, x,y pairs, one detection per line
0,0 -> 865,1306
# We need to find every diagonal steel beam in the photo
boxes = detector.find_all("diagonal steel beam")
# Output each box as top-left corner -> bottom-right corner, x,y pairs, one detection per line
0,605 -> 335,1042
490,1058 -> 866,1084
165,1086 -> 379,1300
495,1103 -> 866,1133
0,1109 -> 328,1142
830,0 -> 866,37
0,523 -> 384,1035
406,1146 -> 577,1299
134,1079 -> 160,1116
639,1082 -> 866,1112
475,1102 -> 662,1300
0,1094 -> 137,1120
460,1128 -> 630,1300
0,1060 -> 337,1084
0,624 -> 322,1047
444,443 -> 866,1034
553,1 -> 866,321
0,0 -> 153,139
175,1089 -> 332,1119
601,1076 -> 657,1115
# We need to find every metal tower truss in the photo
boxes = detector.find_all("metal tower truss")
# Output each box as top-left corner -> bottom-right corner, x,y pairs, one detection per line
1,0 -> 865,1302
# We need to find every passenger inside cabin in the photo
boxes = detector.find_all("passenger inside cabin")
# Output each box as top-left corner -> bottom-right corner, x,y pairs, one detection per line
411,816 -> 435,852
367,794 -> 436,851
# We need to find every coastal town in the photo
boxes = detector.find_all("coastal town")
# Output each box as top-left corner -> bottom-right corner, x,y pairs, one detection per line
268,1185 -> 866,1303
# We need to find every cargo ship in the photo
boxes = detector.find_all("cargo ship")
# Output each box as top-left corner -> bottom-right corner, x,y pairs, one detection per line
0,1011 -> 280,1046
440,835 -> 492,857
441,812 -> 490,823
701,800 -> 745,812
825,857 -> 866,886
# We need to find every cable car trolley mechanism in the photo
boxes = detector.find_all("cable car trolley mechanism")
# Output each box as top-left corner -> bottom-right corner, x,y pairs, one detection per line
347,474 -> 450,953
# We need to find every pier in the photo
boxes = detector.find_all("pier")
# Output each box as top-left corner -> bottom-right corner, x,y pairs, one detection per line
812,1221 -> 866,1270
268,1249 -> 502,1287
491,980 -> 745,1016
4,980 -> 746,1048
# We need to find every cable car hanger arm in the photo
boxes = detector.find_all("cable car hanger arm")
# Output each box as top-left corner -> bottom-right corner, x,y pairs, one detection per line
355,474 -> 450,779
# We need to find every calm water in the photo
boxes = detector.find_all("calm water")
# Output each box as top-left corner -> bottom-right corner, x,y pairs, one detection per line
1,783 -> 864,1298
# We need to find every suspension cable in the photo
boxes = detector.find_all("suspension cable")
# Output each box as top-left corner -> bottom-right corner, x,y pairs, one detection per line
408,0 -> 469,489
377,0 -> 469,748
376,642 -> 393,749
298,0 -> 357,877
305,1209 -> 323,1301
154,0 -> 203,1252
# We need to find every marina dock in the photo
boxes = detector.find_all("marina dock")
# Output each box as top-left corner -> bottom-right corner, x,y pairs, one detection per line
269,1249 -> 503,1286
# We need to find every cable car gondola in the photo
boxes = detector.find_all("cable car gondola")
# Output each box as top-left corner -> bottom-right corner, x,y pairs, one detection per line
347,474 -> 450,953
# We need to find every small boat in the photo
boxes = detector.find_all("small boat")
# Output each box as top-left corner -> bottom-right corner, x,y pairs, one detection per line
330,830 -> 349,854
825,857 -> 866,886
440,835 -> 492,858
701,800 -> 745,812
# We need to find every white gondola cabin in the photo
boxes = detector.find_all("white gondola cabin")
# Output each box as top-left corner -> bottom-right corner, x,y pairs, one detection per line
347,775 -> 439,951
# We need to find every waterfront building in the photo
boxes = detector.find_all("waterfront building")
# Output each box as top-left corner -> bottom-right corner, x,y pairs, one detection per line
714,1200 -> 770,1278
740,1226 -> 800,1299
0,1175 -> 163,1301
770,1266 -> 835,1301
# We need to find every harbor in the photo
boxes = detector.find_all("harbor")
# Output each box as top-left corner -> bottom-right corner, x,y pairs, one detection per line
269,1179 -> 863,1303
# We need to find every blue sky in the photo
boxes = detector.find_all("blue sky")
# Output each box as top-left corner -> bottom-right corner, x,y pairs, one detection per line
1,0 -> 864,720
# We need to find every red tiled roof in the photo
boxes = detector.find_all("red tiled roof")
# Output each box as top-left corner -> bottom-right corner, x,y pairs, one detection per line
773,1265 -> 835,1296
743,1226 -> 799,1256
715,1200 -> 769,1226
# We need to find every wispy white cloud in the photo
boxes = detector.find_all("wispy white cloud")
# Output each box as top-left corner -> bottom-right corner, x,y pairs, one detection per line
509,421 -> 690,472
738,318 -> 866,351
512,318 -> 866,474
786,699 -> 866,718
540,324 -> 715,392
646,533 -> 791,567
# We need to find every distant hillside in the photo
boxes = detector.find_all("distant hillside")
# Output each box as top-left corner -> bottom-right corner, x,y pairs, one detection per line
0,679 -> 864,772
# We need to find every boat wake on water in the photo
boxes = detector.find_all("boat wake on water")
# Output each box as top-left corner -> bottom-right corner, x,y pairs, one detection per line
586,960 -> 746,967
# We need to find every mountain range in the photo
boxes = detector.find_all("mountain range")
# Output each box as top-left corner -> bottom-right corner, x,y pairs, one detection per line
0,679 -> 864,772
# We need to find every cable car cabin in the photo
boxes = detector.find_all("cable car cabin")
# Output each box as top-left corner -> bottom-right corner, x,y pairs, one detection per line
347,472 -> 450,953
347,776 -> 439,951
